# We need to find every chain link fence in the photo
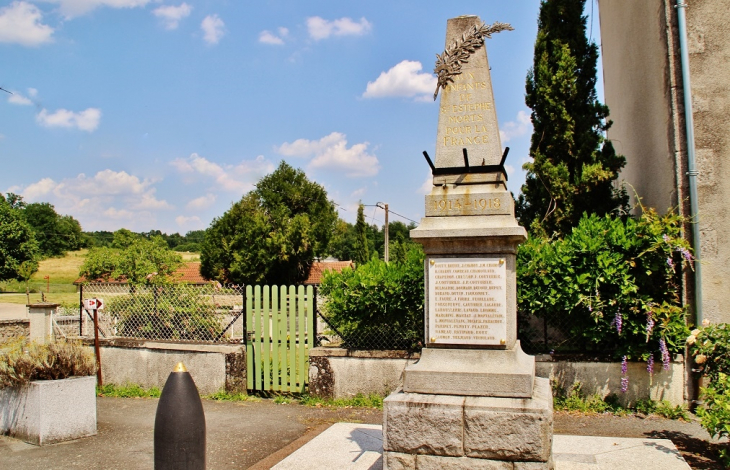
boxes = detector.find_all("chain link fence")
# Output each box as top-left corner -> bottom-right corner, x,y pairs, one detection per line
78,283 -> 245,343
316,296 -> 424,351
517,310 -> 614,355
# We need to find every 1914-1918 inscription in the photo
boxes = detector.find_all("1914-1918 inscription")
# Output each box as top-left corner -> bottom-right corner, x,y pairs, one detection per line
428,257 -> 507,346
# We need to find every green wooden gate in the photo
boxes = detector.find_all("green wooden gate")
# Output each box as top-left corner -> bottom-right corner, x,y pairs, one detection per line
245,285 -> 316,393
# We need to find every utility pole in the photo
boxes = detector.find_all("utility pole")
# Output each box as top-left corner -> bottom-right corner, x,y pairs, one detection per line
379,203 -> 390,263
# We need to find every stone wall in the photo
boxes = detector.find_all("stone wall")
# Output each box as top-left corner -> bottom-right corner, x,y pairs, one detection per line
536,354 -> 685,406
308,348 -> 686,406
309,348 -> 420,399
84,339 -> 246,395
0,319 -> 29,342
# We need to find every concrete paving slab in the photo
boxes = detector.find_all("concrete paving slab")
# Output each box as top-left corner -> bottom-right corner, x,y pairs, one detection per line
273,423 -> 383,470
273,424 -> 691,470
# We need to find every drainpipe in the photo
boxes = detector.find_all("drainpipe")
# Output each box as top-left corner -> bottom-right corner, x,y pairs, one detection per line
676,0 -> 703,326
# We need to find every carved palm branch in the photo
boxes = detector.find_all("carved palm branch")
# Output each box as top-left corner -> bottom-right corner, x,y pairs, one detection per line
433,21 -> 514,101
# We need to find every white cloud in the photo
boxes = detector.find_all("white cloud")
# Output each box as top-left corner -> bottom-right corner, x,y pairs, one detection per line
350,187 -> 366,199
14,169 -> 172,231
23,177 -> 56,199
499,110 -> 532,143
363,60 -> 436,101
43,0 -> 151,18
0,2 -> 54,46
201,14 -> 225,45
171,153 -> 274,193
8,91 -> 32,105
36,107 -> 101,132
186,193 -> 216,210
419,173 -> 432,195
276,132 -> 380,178
153,3 -> 191,30
259,27 -> 288,45
306,16 -> 371,41
176,215 -> 203,229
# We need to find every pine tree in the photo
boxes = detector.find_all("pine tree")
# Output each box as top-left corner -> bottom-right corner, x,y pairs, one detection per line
517,0 -> 627,237
354,203 -> 370,265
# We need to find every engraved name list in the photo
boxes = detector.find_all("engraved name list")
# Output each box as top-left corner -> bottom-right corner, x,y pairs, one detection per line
428,257 -> 507,346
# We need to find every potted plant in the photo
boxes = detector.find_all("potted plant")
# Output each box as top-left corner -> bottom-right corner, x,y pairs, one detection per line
0,339 -> 97,445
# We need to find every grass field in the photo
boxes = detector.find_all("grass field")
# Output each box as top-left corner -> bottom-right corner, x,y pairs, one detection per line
32,249 -> 89,284
0,249 -> 200,306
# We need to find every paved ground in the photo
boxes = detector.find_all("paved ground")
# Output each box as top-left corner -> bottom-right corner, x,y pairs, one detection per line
0,397 -> 724,469
273,423 -> 694,470
0,302 -> 28,321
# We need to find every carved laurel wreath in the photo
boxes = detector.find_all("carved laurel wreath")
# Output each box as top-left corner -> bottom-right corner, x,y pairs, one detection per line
433,21 -> 514,101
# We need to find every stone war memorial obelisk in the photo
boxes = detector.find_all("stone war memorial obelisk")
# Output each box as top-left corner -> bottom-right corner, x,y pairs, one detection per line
382,15 -> 554,470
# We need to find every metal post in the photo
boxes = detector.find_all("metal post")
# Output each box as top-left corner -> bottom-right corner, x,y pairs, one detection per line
312,286 -> 318,347
79,285 -> 83,336
385,203 -> 389,263
93,307 -> 102,386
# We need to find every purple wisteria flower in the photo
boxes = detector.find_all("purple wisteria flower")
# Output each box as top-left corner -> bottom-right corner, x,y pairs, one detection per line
659,339 -> 671,371
646,315 -> 655,342
679,247 -> 692,262
620,356 -> 629,393
647,355 -> 654,375
612,311 -> 623,334
667,257 -> 674,268
663,234 -> 671,243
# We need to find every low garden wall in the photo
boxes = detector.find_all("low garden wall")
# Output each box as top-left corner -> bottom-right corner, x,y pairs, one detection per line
0,319 -> 29,342
308,347 -> 686,406
535,354 -> 685,406
309,348 -> 420,399
83,339 -> 246,395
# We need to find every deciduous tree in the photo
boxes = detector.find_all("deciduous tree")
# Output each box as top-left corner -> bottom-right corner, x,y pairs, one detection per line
79,236 -> 183,285
200,162 -> 337,285
0,195 -> 39,281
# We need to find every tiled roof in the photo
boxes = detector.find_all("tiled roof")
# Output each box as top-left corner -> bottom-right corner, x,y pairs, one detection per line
74,261 -> 208,285
303,260 -> 354,285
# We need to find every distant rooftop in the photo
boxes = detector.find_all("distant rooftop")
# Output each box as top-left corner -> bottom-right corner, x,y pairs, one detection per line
303,260 -> 354,285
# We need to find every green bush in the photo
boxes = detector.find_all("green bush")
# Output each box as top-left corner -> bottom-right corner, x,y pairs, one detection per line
517,208 -> 691,360
319,246 -> 425,349
0,339 -> 96,388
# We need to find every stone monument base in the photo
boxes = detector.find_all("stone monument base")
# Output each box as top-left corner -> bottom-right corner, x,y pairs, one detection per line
383,377 -> 554,470
402,344 -> 535,397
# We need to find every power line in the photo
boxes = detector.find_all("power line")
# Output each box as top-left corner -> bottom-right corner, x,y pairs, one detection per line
362,204 -> 419,225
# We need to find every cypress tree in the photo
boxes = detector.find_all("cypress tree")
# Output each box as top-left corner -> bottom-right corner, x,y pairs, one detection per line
354,203 -> 370,265
517,0 -> 627,237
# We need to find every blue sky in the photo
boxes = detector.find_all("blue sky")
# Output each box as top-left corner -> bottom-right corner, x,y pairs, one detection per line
1,0 -> 602,234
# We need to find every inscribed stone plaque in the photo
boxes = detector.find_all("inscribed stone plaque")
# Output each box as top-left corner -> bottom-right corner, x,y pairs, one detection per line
435,16 -> 503,169
425,191 -> 511,217
428,257 -> 507,346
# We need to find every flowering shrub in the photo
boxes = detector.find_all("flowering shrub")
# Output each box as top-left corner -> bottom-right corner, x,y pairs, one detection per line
518,208 -> 692,370
688,322 -> 730,465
